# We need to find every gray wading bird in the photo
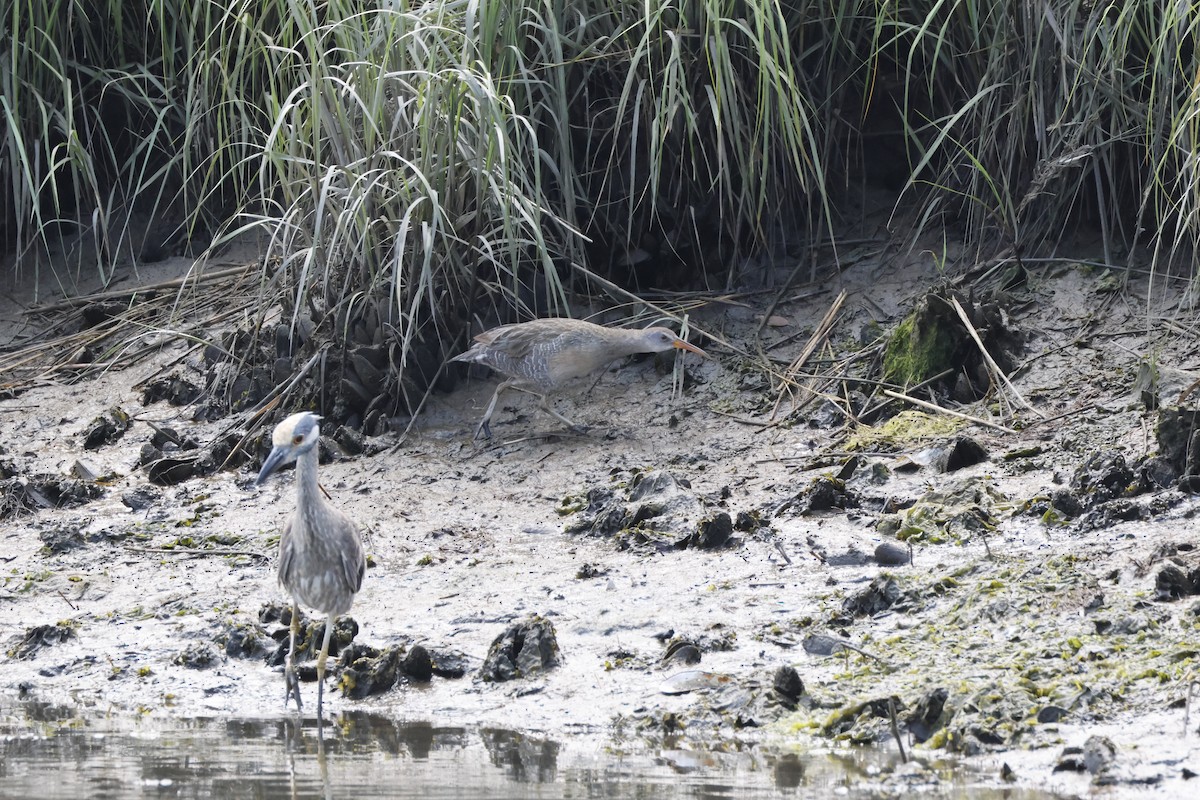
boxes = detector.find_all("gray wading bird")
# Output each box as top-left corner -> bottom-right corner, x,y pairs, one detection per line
256,411 -> 365,717
451,317 -> 708,439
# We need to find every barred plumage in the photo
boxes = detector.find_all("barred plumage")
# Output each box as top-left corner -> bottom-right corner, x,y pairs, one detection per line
452,318 -> 707,439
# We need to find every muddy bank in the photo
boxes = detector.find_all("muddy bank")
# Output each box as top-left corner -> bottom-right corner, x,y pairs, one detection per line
2,250 -> 1200,796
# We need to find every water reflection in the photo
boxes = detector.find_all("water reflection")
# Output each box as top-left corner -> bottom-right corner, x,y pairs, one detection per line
479,728 -> 560,783
0,703 -> 1066,799
773,752 -> 805,788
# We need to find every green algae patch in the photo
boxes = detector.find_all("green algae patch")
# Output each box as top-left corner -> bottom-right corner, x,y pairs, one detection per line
821,697 -> 903,744
882,301 -> 962,387
8,620 -> 79,659
770,549 -> 1200,758
556,495 -> 585,516
846,410 -> 964,451
877,477 -> 1005,544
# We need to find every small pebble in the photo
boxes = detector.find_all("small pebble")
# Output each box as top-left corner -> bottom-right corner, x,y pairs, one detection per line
1036,705 -> 1068,723
874,541 -> 909,566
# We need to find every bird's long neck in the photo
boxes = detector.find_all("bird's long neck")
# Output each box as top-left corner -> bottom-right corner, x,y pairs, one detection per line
610,329 -> 657,355
294,445 -> 323,529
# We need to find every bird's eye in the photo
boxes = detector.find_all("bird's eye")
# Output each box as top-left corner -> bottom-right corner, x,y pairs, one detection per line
292,434 -> 304,445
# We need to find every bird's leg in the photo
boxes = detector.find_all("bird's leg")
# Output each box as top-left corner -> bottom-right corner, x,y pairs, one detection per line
536,394 -> 587,434
475,380 -> 513,440
315,615 -> 335,719
501,385 -> 587,434
285,601 -> 303,712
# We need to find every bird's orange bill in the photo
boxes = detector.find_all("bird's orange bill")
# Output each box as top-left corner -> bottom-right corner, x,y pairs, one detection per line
673,339 -> 708,357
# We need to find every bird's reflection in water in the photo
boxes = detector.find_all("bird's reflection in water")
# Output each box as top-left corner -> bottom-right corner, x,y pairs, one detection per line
316,721 -> 332,800
1,702 -> 1064,799
279,715 -> 366,800
278,713 -> 563,792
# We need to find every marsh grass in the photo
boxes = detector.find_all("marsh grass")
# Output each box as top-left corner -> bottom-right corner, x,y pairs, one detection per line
4,1 -> 1200,418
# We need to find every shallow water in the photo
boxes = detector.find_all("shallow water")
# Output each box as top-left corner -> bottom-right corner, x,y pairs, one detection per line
0,703 -> 1069,799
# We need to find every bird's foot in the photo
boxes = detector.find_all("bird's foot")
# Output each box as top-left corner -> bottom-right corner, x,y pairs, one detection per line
474,420 -> 494,440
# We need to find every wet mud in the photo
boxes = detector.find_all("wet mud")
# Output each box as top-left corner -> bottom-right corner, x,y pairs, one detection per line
2,249 -> 1200,796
